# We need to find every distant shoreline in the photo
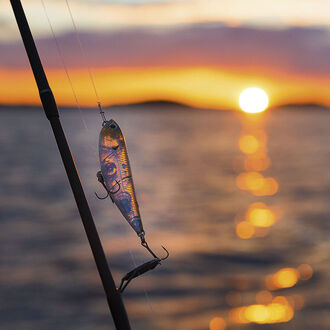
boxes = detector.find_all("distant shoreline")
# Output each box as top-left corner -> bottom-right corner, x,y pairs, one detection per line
0,100 -> 329,112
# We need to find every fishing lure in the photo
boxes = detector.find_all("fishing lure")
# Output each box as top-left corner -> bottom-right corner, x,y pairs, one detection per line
96,111 -> 168,292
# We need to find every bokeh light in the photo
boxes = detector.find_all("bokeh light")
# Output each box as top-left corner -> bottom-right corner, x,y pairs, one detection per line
246,203 -> 276,227
236,172 -> 279,196
236,221 -> 254,239
239,134 -> 260,154
229,296 -> 294,325
266,268 -> 299,290
209,317 -> 226,330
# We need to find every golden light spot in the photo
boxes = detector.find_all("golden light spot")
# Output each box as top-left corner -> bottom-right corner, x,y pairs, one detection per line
209,317 -> 226,330
270,303 -> 292,322
275,268 -> 299,288
266,178 -> 279,195
236,173 -> 278,196
230,297 -> 294,325
285,305 -> 294,321
252,177 -> 279,196
247,205 -> 276,227
245,172 -> 265,190
297,264 -> 313,281
239,135 -> 260,154
267,268 -> 299,290
239,87 -> 269,114
245,304 -> 270,323
236,221 -> 254,239
236,172 -> 264,191
256,291 -> 273,304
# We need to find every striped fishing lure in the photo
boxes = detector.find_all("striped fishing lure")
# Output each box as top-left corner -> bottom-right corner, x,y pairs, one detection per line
96,118 -> 169,292
98,119 -> 144,237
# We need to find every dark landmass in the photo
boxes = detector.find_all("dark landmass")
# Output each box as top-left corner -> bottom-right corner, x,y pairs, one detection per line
0,100 -> 199,112
0,100 -> 329,112
113,99 -> 189,109
275,103 -> 330,110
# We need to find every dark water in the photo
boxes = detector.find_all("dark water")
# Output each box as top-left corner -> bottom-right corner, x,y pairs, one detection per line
0,105 -> 329,330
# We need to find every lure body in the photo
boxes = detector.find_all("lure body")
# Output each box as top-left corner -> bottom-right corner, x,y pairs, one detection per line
99,119 -> 144,236
97,118 -> 169,293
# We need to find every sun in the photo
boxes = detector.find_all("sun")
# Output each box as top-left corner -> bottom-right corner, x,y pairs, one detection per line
239,87 -> 269,113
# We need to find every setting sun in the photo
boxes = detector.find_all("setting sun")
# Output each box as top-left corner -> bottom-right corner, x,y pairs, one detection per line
239,88 -> 269,113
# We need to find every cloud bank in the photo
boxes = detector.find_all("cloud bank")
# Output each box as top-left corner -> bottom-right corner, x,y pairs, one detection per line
1,23 -> 330,79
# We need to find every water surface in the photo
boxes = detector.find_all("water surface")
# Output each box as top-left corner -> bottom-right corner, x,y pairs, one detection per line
0,105 -> 329,329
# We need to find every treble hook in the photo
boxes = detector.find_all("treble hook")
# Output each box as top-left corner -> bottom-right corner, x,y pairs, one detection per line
109,180 -> 121,194
94,191 -> 109,200
95,170 -> 121,200
141,239 -> 169,261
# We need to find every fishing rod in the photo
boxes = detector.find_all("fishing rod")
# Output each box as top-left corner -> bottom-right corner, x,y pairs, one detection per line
9,1 -> 131,328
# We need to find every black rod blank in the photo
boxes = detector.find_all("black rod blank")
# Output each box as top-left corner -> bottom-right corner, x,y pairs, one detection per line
9,1 -> 131,328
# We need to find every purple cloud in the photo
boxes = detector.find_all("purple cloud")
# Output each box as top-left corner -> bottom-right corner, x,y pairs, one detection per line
1,23 -> 330,77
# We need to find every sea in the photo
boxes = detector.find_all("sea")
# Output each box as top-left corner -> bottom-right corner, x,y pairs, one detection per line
0,105 -> 329,330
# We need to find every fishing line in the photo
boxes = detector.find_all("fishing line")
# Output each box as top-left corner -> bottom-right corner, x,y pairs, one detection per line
64,0 -> 107,124
40,0 -> 90,133
41,0 -> 106,163
62,2 -> 159,298
128,241 -> 158,322
43,0 -> 107,125
41,0 -> 158,314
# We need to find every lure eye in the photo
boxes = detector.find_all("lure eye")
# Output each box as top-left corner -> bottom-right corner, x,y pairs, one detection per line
109,123 -> 117,129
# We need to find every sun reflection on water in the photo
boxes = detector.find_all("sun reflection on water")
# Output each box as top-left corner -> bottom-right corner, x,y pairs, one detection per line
224,103 -> 317,329
265,265 -> 313,291
209,317 -> 226,330
235,221 -> 254,239
238,134 -> 261,154
246,202 -> 276,227
229,296 -> 294,325
236,171 -> 279,196
266,268 -> 299,290
235,109 -> 280,240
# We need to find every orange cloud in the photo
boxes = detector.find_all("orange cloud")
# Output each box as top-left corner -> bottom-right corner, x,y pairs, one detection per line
1,66 -> 330,109
2,23 -> 330,111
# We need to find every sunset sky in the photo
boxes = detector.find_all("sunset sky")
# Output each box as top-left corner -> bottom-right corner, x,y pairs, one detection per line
1,0 -> 330,109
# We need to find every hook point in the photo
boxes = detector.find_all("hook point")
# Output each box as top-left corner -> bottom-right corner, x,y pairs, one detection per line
160,245 -> 169,260
94,191 -> 109,200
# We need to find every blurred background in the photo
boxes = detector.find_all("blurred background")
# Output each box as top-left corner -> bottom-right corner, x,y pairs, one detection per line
0,0 -> 330,329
